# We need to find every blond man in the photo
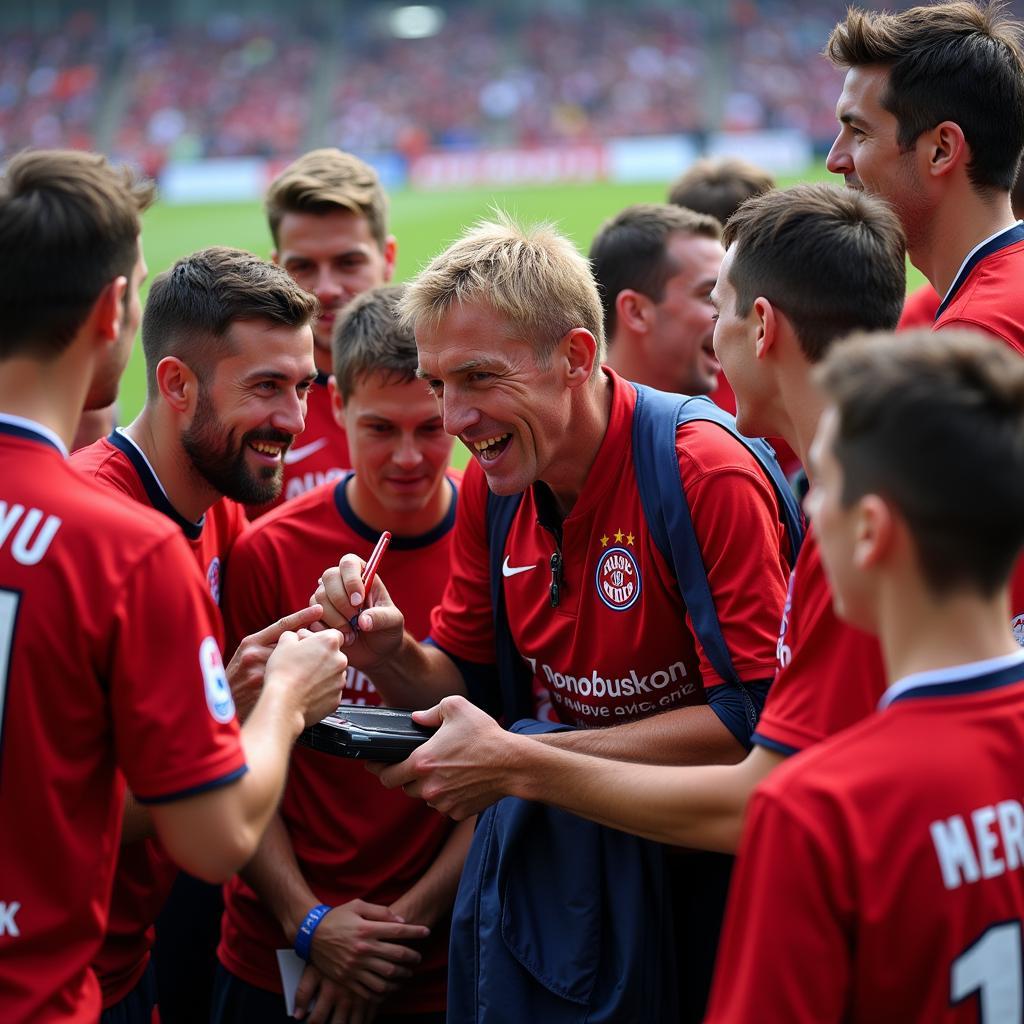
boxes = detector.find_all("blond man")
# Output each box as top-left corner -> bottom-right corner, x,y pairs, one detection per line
314,214 -> 796,1021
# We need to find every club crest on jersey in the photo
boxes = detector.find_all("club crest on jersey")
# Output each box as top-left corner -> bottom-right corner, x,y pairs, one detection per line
200,635 -> 235,723
595,546 -> 641,611
1013,613 -> 1024,648
207,556 -> 222,605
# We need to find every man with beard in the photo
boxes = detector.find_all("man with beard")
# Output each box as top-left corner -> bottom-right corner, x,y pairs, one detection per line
72,245 -> 323,1023
0,150 -> 347,1024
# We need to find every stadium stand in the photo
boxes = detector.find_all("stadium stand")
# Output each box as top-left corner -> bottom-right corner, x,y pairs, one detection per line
1,1 -> 854,171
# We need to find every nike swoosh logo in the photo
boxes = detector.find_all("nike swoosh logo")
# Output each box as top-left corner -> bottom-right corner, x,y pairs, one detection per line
502,556 -> 537,578
283,437 -> 329,465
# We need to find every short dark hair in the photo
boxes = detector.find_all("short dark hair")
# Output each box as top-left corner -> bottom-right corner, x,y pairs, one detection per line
0,149 -> 154,360
266,148 -> 389,251
722,184 -> 906,361
817,328 -> 1024,597
142,247 -> 319,398
667,158 -> 775,225
589,203 -> 721,339
827,1 -> 1024,192
332,284 -> 418,398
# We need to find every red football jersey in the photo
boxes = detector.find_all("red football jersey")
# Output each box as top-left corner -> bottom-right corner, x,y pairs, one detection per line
430,370 -> 791,729
0,417 -> 245,1023
71,431 -> 248,604
934,229 -> 1024,356
755,535 -> 1024,757
218,473 -> 459,1013
71,429 -> 249,1006
752,528 -> 887,755
898,283 -> 941,330
247,374 -> 350,518
707,651 -> 1024,1023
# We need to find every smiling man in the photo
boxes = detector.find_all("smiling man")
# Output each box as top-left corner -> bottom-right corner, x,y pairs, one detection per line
589,203 -> 725,397
312,215 -> 797,1021
256,148 -> 397,512
350,185 -> 905,873
71,245 -> 326,1023
74,246 -> 318,588
0,152 -> 347,1024
213,284 -> 469,1024
825,1 -> 1024,350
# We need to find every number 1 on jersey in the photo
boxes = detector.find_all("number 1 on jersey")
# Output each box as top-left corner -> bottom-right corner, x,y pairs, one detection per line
951,921 -> 1023,1022
0,589 -> 21,780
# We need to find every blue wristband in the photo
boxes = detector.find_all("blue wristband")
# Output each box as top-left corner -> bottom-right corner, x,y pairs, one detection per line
294,903 -> 332,961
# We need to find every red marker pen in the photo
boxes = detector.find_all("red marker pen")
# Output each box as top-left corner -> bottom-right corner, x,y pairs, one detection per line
350,530 -> 391,631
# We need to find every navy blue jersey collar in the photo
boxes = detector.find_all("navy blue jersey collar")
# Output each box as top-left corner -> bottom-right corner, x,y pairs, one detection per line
935,222 -> 1024,319
0,414 -> 68,457
332,471 -> 457,550
879,649 -> 1024,709
108,429 -> 206,540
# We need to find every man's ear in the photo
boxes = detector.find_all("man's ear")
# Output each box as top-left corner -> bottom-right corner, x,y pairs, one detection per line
923,121 -> 967,180
562,327 -> 599,390
853,494 -> 894,572
614,290 -> 650,335
155,356 -> 199,415
89,276 -> 128,344
752,296 -> 778,359
328,374 -> 347,432
382,236 -> 398,282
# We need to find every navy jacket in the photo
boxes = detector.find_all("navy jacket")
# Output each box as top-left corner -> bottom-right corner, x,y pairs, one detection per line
447,720 -> 679,1023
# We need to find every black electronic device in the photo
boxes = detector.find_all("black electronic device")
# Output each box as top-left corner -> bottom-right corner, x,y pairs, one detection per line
297,705 -> 436,763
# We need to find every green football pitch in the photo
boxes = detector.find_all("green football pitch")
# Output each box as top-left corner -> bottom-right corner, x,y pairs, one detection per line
123,163 -> 926,431
126,178 -> 679,420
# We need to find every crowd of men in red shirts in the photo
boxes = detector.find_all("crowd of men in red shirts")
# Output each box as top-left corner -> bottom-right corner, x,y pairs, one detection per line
3,3 -> 1024,1022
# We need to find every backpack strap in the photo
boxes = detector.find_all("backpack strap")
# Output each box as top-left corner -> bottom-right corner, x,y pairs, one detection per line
630,383 -> 804,687
481,384 -> 804,722
486,488 -> 535,723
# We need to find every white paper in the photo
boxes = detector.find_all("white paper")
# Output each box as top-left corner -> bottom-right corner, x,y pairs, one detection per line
276,948 -> 316,1017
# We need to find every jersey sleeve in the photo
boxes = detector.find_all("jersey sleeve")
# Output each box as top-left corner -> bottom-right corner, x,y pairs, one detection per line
69,439 -> 147,503
704,782 -> 853,1023
676,421 -> 790,690
222,525 -> 285,656
428,458 -> 497,663
934,309 -> 1023,356
109,532 -> 246,803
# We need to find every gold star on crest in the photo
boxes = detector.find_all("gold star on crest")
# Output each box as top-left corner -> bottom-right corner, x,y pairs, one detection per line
600,534 -> 610,547
614,529 -> 624,543
626,532 -> 635,545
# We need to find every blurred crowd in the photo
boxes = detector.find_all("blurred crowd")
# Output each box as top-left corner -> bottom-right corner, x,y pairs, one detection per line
0,1 -> 851,173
